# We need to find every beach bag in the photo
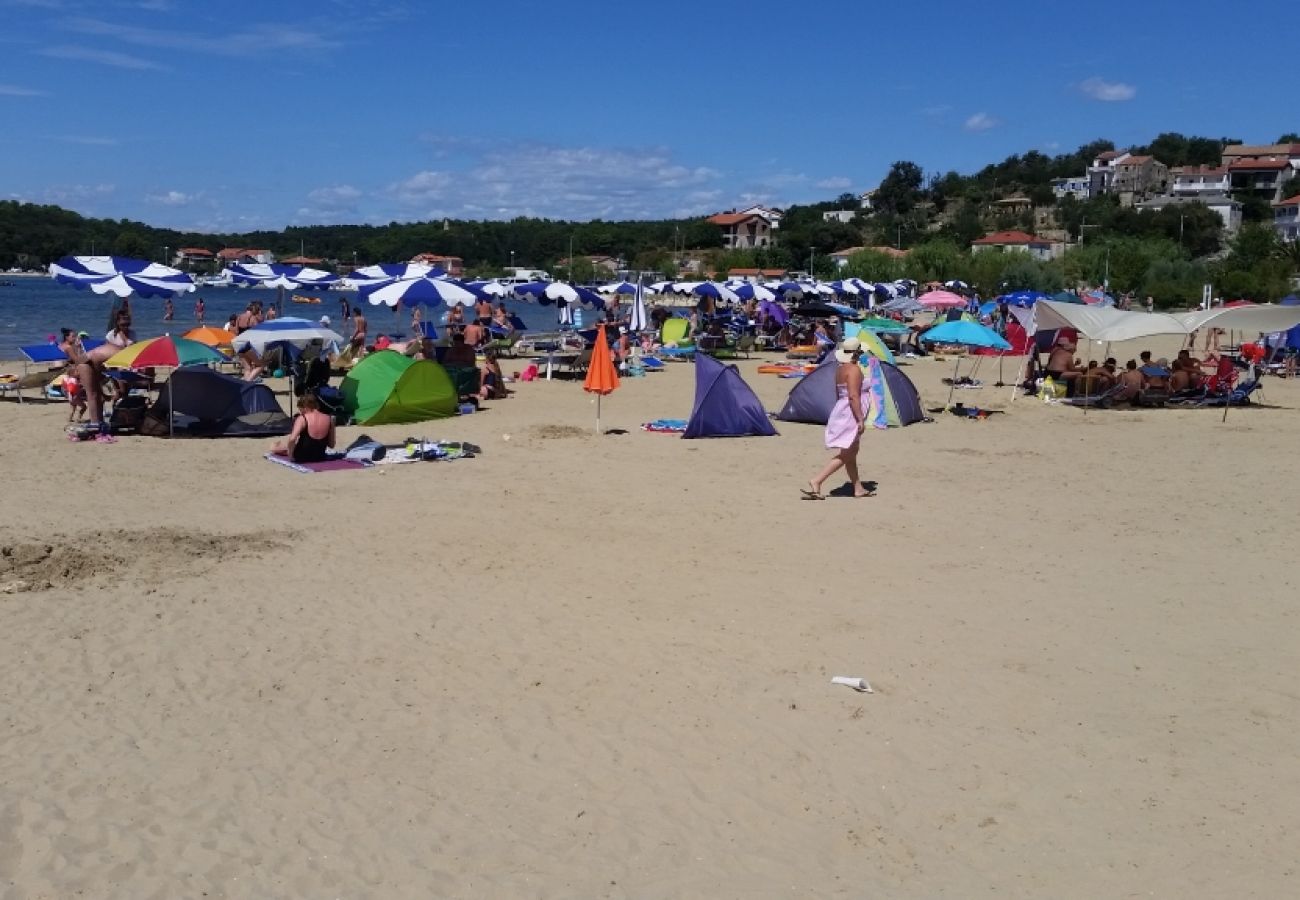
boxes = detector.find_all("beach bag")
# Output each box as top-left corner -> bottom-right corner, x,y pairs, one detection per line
1038,376 -> 1066,401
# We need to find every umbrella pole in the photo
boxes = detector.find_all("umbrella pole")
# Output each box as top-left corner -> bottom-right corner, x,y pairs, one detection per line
596,393 -> 602,434
946,356 -> 960,408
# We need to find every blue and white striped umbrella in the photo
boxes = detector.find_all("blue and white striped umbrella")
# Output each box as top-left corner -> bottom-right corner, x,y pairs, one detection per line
345,262 -> 443,291
690,281 -> 739,303
733,283 -> 777,302
49,255 -> 196,298
628,280 -> 649,332
466,279 -> 510,298
514,281 -> 605,309
231,317 -> 345,354
598,280 -> 639,295
226,263 -> 340,291
364,274 -> 480,308
770,281 -> 807,299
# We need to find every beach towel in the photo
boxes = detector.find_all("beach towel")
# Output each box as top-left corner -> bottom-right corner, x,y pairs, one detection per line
641,419 -> 688,433
266,453 -> 372,474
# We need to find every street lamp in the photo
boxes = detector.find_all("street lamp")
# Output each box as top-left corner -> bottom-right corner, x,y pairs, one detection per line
163,245 -> 169,265
510,250 -> 515,270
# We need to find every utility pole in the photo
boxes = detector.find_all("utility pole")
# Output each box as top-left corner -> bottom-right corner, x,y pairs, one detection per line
896,223 -> 902,250
1179,213 -> 1186,246
163,245 -> 168,265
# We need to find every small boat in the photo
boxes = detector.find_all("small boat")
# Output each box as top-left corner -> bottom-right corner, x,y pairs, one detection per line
292,294 -> 322,305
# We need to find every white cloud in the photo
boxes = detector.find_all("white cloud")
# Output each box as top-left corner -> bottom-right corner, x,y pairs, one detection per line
0,83 -> 48,97
816,176 -> 852,191
41,45 -> 163,70
146,190 -> 193,206
62,17 -> 340,55
1079,77 -> 1136,102
294,184 -> 364,223
384,145 -> 723,220
964,112 -> 1000,132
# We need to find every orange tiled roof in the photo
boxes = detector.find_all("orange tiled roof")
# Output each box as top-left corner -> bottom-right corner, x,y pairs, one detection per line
972,230 -> 1045,246
707,212 -> 763,226
1275,195 -> 1300,207
178,247 -> 212,256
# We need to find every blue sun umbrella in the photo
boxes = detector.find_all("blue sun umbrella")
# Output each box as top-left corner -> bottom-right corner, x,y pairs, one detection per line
921,319 -> 1011,406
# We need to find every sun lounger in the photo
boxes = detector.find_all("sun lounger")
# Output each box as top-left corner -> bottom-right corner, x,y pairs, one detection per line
0,344 -> 70,404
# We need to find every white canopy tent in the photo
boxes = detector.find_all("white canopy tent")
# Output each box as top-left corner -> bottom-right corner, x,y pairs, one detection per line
1173,305 -> 1300,334
1031,300 -> 1187,342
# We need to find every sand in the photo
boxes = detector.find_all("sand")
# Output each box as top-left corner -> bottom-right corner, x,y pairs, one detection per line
2,339 -> 1298,898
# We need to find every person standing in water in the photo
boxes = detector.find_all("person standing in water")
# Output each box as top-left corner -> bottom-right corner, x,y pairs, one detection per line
194,295 -> 206,324
803,337 -> 871,500
163,297 -> 174,321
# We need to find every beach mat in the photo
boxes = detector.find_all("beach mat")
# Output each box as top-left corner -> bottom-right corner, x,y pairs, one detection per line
642,418 -> 687,433
265,454 -> 372,474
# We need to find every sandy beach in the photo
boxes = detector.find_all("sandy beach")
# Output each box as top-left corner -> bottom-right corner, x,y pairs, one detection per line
2,341 -> 1298,898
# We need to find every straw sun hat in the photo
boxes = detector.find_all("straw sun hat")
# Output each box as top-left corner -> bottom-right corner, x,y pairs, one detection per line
834,337 -> 863,364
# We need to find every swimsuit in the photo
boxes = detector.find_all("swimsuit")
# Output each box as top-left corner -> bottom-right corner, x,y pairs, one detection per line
291,415 -> 331,463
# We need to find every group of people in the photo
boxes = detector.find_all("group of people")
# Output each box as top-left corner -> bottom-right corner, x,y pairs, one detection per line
1038,335 -> 1223,403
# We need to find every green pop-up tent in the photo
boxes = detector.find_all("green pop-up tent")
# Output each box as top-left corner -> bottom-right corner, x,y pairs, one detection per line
340,350 -> 457,425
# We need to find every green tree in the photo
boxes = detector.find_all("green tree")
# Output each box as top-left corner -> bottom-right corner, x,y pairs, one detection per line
874,161 -> 924,215
844,249 -> 901,282
902,240 -> 962,283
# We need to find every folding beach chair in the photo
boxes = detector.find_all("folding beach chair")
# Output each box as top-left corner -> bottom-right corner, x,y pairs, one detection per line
0,344 -> 69,404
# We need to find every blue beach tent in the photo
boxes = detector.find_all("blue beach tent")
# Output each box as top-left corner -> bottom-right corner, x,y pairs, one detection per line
682,353 -> 777,438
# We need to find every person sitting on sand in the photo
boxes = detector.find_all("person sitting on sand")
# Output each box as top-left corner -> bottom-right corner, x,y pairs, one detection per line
492,303 -> 510,332
1169,359 -> 1195,393
1076,360 -> 1111,396
1045,335 -> 1083,390
1142,358 -> 1171,391
477,348 -> 507,400
1176,349 -> 1206,386
270,392 -> 335,463
447,304 -> 465,333
1114,360 -> 1144,404
443,332 -> 476,368
238,344 -> 265,382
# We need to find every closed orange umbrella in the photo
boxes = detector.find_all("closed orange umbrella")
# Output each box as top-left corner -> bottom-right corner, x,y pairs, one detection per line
583,324 -> 620,432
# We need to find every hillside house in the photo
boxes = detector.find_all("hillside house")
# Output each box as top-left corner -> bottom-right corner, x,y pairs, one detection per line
970,230 -> 1057,261
707,212 -> 773,249
1274,195 -> 1300,243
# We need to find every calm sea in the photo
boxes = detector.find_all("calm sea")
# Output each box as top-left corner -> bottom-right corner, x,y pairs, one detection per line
0,276 -> 602,360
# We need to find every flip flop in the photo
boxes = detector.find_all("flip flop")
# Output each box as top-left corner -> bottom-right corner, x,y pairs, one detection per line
800,488 -> 824,501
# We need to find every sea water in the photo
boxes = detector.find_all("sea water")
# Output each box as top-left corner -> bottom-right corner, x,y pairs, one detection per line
0,277 -> 601,360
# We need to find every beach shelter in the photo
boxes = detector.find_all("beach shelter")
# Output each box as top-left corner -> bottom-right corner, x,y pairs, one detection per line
583,324 -> 620,433
49,255 -> 195,298
340,350 -> 456,425
683,353 -> 777,439
776,358 -> 924,427
144,367 -> 290,438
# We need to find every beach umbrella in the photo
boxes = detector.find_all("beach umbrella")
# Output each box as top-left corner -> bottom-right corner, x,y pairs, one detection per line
770,281 -> 807,299
231,317 -> 344,355
734,283 -> 777,302
49,255 -> 196,298
598,280 -> 639,295
917,289 -> 967,309
226,263 -> 340,291
345,262 -> 442,290
103,335 -> 225,369
944,280 -> 969,291
1082,289 -> 1115,307
183,326 -> 234,348
465,279 -> 510,298
921,319 -> 1011,407
690,281 -> 740,304
364,275 -> 480,308
1050,290 -> 1083,304
583,323 -> 620,433
513,281 -> 606,309
758,299 -> 789,326
858,316 -> 909,334
628,279 -> 649,332
1000,290 -> 1049,307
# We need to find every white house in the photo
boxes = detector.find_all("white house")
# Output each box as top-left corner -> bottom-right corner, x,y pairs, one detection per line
707,212 -> 773,249
1087,150 -> 1131,197
1170,165 -> 1231,198
822,210 -> 857,224
1274,195 -> 1300,243
738,205 -> 783,229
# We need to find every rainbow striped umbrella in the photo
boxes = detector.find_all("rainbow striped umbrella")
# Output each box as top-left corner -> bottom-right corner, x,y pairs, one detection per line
104,335 -> 226,369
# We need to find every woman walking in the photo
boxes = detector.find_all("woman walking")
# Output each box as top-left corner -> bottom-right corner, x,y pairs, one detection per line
803,337 -> 872,499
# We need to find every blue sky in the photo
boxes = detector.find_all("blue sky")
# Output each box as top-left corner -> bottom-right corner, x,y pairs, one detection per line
1,0 -> 1296,233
